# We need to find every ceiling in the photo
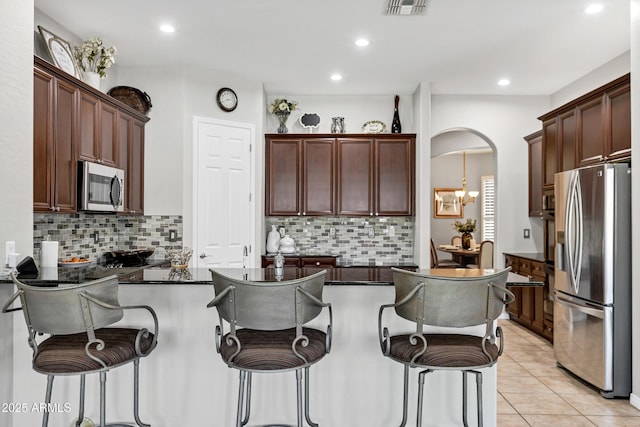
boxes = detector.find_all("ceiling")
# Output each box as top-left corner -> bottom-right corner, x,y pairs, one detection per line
34,0 -> 630,96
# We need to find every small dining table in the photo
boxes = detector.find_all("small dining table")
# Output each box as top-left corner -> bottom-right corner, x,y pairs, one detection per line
437,245 -> 480,266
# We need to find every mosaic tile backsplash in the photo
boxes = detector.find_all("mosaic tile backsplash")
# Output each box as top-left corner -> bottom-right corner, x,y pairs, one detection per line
33,214 -> 183,265
265,216 -> 415,265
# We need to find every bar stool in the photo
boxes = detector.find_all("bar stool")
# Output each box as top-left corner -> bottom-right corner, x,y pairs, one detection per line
2,272 -> 158,427
207,269 -> 332,427
378,267 -> 514,427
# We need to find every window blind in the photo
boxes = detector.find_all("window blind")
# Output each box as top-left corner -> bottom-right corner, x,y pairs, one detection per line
481,175 -> 495,242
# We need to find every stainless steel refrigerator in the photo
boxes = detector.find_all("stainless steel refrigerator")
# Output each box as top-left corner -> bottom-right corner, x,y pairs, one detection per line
554,163 -> 631,398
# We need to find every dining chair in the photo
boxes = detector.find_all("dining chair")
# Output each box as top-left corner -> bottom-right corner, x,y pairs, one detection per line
467,240 -> 494,269
207,269 -> 332,427
2,272 -> 158,427
451,235 -> 462,247
430,239 -> 462,268
378,267 -> 514,427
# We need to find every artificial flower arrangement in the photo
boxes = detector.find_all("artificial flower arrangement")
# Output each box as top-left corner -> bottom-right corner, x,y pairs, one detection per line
268,98 -> 298,115
74,37 -> 117,78
453,218 -> 477,234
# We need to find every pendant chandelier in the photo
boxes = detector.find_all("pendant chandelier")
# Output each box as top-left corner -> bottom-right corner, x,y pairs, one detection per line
455,152 -> 479,206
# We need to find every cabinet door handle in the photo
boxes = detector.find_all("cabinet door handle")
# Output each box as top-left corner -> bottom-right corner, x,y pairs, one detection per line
316,261 -> 320,266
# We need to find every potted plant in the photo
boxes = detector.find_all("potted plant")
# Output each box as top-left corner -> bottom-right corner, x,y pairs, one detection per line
453,218 -> 477,249
74,37 -> 116,88
268,98 -> 298,134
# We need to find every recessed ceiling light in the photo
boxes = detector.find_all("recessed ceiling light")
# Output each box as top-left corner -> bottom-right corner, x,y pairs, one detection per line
330,74 -> 343,81
585,3 -> 603,14
497,79 -> 511,86
160,24 -> 176,33
355,38 -> 370,47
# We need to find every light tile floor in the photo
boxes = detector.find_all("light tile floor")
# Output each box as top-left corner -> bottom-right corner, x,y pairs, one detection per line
498,319 -> 640,426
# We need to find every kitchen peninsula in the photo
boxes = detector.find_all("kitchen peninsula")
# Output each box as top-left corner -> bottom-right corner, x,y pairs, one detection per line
3,266 -> 537,426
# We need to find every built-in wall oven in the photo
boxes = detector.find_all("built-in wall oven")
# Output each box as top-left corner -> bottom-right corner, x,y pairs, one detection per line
542,193 -> 555,317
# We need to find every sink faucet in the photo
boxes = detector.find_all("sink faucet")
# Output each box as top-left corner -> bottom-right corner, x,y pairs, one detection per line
243,245 -> 248,269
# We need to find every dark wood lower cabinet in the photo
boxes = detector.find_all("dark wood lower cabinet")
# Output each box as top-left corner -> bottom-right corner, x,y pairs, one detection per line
504,253 -> 552,342
261,255 -> 336,268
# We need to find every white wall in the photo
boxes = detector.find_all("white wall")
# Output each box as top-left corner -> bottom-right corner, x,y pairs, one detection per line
430,152 -> 495,248
430,95 -> 550,267
0,2 -> 34,426
264,94 -> 414,135
551,51 -> 630,109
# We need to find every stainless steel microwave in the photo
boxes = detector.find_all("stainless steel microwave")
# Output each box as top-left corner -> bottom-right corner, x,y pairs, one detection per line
78,161 -> 125,212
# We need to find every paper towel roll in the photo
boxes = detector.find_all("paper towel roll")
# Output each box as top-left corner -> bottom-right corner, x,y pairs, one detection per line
41,241 -> 59,268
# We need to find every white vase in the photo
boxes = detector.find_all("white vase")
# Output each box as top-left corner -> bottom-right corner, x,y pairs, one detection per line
279,235 -> 296,254
266,225 -> 281,254
82,71 -> 101,90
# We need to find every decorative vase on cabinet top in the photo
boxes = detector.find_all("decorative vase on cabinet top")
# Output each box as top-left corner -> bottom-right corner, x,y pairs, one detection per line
82,71 -> 101,90
266,225 -> 281,254
331,117 -> 345,133
276,112 -> 290,134
279,235 -> 296,254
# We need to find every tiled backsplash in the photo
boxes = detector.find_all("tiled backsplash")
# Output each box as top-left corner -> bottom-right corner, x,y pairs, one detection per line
265,216 -> 414,264
33,214 -> 183,265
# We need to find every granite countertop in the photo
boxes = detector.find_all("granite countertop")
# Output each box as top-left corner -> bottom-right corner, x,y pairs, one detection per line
1,265 -> 416,286
2,264 -> 542,287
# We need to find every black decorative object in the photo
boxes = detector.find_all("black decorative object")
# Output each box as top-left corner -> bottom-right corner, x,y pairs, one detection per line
16,256 -> 39,279
391,94 -> 402,133
299,113 -> 321,130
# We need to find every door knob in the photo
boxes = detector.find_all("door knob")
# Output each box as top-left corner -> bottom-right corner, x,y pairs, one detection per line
199,252 -> 207,259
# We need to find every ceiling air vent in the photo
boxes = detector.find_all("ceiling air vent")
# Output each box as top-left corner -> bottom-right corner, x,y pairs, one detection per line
385,0 -> 429,15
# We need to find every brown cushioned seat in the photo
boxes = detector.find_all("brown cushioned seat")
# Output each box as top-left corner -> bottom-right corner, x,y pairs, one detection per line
208,269 -> 331,426
388,334 -> 499,368
220,327 -> 327,371
379,268 -> 514,427
34,327 -> 155,374
3,273 -> 159,426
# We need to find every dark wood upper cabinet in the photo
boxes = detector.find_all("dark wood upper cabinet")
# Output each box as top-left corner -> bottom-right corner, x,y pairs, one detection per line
33,67 -> 54,212
559,110 -> 576,172
577,96 -> 605,167
336,137 -> 374,216
127,118 -> 145,214
525,131 -> 542,218
542,118 -> 557,189
606,82 -> 631,160
265,134 -> 415,217
33,73 -> 78,213
265,137 -> 302,216
375,137 -> 414,216
34,56 -> 149,214
52,79 -> 78,213
99,102 -> 118,167
538,73 -> 630,189
303,138 -> 335,215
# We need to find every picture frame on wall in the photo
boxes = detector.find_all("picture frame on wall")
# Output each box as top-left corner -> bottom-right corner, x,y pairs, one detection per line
434,188 -> 463,218
37,25 -> 81,79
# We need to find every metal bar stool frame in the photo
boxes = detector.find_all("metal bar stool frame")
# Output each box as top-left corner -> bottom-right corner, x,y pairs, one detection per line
378,267 -> 514,427
207,269 -> 332,427
3,272 -> 158,427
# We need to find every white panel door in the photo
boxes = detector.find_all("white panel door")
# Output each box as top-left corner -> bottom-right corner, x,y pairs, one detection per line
194,117 -> 254,268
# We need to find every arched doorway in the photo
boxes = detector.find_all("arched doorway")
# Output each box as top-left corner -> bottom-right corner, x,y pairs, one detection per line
430,128 -> 497,253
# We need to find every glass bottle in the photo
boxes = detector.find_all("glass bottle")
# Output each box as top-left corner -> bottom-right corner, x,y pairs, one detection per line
391,95 -> 402,133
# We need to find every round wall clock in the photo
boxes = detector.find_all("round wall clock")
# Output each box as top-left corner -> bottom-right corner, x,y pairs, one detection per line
216,87 -> 238,112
